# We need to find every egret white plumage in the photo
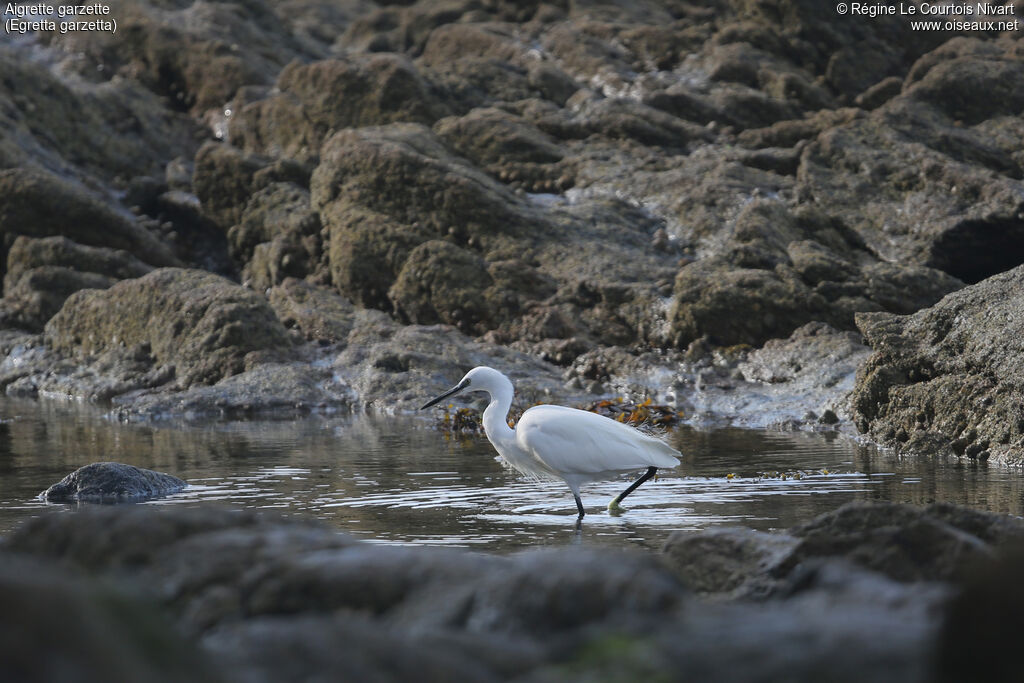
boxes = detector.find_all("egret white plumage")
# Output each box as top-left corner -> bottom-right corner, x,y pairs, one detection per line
421,366 -> 680,519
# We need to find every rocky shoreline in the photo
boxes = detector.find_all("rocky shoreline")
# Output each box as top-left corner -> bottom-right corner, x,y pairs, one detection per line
2,2 -> 1024,680
0,0 -> 1018,456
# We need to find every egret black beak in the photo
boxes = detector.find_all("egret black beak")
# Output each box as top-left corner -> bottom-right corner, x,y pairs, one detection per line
420,379 -> 469,410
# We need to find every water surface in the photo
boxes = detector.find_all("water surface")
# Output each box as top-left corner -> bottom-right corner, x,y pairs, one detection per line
0,397 -> 1020,552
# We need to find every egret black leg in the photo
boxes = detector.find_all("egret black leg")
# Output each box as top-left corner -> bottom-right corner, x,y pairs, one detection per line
608,466 -> 657,511
574,492 -> 586,519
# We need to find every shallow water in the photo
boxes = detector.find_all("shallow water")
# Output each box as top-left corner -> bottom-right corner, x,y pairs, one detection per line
0,397 -> 1021,552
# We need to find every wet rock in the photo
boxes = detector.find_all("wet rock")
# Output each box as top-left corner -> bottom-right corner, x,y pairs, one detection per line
851,265 -> 1024,464
41,462 -> 186,503
45,268 -> 293,388
0,236 -> 154,332
661,527 -> 799,598
0,552 -> 220,683
112,362 -> 351,422
231,54 -> 450,163
389,240 -> 497,334
796,40 -> 1024,284
782,501 -> 1024,583
668,201 -> 963,348
0,169 -> 180,271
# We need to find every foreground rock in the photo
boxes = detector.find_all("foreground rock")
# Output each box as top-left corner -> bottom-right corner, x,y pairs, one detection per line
662,501 -> 1024,599
9,501 -> 1023,682
851,265 -> 1024,465
0,552 -> 220,683
40,462 -> 186,503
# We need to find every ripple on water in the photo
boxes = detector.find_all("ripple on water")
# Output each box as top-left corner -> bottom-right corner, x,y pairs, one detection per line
0,399 -> 1021,551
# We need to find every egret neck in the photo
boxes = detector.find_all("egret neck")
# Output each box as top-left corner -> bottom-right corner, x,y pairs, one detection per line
480,373 -> 516,453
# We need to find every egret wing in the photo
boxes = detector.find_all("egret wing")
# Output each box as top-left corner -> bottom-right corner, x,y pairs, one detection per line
515,405 -> 680,476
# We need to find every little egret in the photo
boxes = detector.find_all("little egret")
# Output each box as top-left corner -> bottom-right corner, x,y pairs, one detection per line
421,366 -> 680,520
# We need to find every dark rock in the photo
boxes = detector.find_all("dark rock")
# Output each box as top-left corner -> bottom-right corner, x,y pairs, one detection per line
37,0 -> 349,115
782,501 -> 1024,583
0,169 -> 179,270
0,552 -> 221,683
266,279 -> 356,345
417,22 -> 539,109
433,107 -> 570,192
41,462 -> 186,503
231,54 -> 450,163
325,206 -> 430,312
662,501 -> 1024,599
0,236 -> 154,332
205,614 -> 501,683
229,182 -> 323,289
796,40 -> 1024,284
668,200 -> 963,348
192,142 -> 269,231
45,268 -> 293,388
6,501 -> 996,683
851,266 -> 1024,464
661,527 -> 799,597
312,123 -> 527,245
0,47 -> 202,184
933,546 -> 1024,683
854,75 -> 903,110
389,240 -> 497,334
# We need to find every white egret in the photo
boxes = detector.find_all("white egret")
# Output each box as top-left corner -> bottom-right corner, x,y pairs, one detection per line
421,366 -> 680,520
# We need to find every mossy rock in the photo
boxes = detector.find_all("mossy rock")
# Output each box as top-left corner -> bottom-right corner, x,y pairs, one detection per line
45,268 -> 293,387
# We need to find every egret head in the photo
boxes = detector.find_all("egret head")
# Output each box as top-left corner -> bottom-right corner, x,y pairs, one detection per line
420,366 -> 512,409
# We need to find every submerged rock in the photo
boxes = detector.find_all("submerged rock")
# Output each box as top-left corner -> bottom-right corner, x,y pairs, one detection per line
40,462 -> 186,503
851,265 -> 1024,464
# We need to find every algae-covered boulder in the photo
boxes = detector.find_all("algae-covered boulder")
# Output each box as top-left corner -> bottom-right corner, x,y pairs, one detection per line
0,236 -> 154,331
388,240 -> 496,334
192,142 -> 270,231
326,207 -> 429,312
0,169 -> 179,269
312,124 -> 527,244
231,54 -> 451,162
851,266 -> 1024,465
667,201 -> 962,348
45,268 -> 293,387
